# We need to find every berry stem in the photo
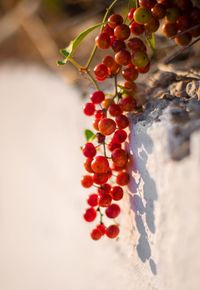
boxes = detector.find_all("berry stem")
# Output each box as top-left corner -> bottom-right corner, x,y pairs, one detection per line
85,0 -> 118,70
98,207 -> 104,224
86,69 -> 100,90
114,74 -> 118,97
103,141 -> 107,158
86,45 -> 97,69
165,36 -> 200,64
68,57 -> 82,70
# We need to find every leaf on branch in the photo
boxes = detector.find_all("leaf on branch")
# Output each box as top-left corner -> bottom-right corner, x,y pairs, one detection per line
57,60 -> 66,66
84,129 -> 96,142
59,23 -> 104,64
146,33 -> 156,51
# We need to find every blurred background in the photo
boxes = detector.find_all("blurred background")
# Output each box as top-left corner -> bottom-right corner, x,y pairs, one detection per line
0,0 -> 119,84
0,1 -> 135,290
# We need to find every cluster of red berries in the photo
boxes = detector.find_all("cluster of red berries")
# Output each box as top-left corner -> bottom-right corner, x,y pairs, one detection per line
158,0 -> 200,46
82,89 -> 133,240
93,1 -> 200,85
81,0 -> 200,241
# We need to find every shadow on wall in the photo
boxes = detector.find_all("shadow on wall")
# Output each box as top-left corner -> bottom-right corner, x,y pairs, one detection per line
127,121 -> 158,276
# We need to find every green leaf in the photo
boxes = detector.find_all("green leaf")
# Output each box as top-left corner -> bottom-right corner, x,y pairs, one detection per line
103,0 -> 118,22
57,60 -> 66,66
84,129 -> 96,142
146,33 -> 156,51
60,22 -> 104,64
59,49 -> 70,58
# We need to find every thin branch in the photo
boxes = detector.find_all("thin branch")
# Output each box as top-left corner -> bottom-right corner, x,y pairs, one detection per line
164,36 -> 200,64
171,23 -> 200,39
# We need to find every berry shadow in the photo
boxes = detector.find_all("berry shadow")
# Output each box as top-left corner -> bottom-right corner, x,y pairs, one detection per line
127,120 -> 158,276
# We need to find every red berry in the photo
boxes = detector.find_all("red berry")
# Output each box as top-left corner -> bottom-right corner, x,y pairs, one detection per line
103,55 -> 115,67
98,183 -> 111,194
94,110 -> 104,120
151,3 -> 166,19
111,148 -> 128,167
145,16 -> 159,33
174,33 -> 192,46
93,119 -> 100,131
134,7 -> 152,24
132,50 -> 149,68
108,104 -> 122,117
166,7 -> 180,23
83,102 -> 95,116
81,175 -> 93,188
111,39 -> 126,52
87,194 -> 98,207
96,132 -> 105,144
116,171 -> 129,186
102,24 -> 114,36
94,63 -> 109,81
103,55 -> 120,75
114,24 -> 130,41
96,224 -> 106,235
93,172 -> 109,185
98,118 -> 116,136
98,193 -> 112,207
84,158 -> 94,173
90,228 -> 102,240
106,225 -> 120,238
115,50 -> 131,66
112,129 -> 127,143
157,0 -> 170,5
119,96 -> 137,112
111,162 -> 126,171
110,186 -> 124,201
107,141 -> 121,152
91,156 -> 110,174
162,22 -> 178,37
139,0 -> 156,9
90,91 -> 105,104
115,115 -> 129,129
95,33 -> 110,49
108,14 -> 123,29
128,8 -> 136,20
122,66 -> 138,82
128,37 -> 146,53
138,62 -> 150,73
176,15 -> 191,31
105,204 -> 121,218
129,22 -> 145,35
94,109 -> 106,120
123,81 -> 137,93
83,207 -> 97,222
82,142 -> 96,158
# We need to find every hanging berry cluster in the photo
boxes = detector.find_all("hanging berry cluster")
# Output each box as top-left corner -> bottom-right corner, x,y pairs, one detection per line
58,0 -> 200,241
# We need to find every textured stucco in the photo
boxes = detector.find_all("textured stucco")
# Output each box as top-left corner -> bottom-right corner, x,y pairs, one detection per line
0,65 -> 199,290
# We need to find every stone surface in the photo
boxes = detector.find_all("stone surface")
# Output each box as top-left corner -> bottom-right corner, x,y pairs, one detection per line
127,97 -> 200,290
0,64 -> 200,290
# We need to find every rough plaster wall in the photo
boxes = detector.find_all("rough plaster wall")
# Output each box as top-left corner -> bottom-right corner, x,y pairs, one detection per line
0,65 -> 134,290
128,110 -> 200,290
0,65 -> 200,290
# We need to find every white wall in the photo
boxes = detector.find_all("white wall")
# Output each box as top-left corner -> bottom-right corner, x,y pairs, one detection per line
0,65 -> 134,290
